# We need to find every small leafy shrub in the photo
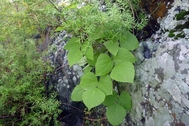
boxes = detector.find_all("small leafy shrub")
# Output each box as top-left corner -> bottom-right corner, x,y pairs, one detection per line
0,41 -> 61,126
56,0 -> 145,125
0,0 -> 62,125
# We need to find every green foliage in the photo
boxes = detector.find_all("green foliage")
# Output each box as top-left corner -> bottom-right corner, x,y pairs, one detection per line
106,104 -> 126,126
95,54 -> 114,76
175,10 -> 189,20
56,0 -> 143,125
103,91 -> 132,125
0,40 -> 61,126
83,87 -> 106,110
0,0 -> 62,41
120,31 -> 139,50
110,62 -> 135,83
0,0 -> 62,125
64,37 -> 83,66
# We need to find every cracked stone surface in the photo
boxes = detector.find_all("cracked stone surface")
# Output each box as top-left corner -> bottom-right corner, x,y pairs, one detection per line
126,0 -> 189,126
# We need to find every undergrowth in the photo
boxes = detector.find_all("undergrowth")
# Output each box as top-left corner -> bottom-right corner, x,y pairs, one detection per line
0,0 -> 62,125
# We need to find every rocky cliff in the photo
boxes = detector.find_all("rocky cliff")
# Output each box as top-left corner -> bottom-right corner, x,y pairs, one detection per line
126,0 -> 189,125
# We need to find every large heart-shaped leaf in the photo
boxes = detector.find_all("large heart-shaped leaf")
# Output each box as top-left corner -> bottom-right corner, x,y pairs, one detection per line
118,92 -> 132,111
113,48 -> 136,64
64,37 -> 80,50
71,85 -> 85,101
103,91 -> 118,106
98,75 -> 113,95
120,31 -> 139,51
95,54 -> 114,76
82,87 -> 105,110
110,62 -> 134,83
104,41 -> 119,56
106,104 -> 126,126
87,52 -> 100,66
80,72 -> 98,90
85,45 -> 94,60
67,49 -> 82,66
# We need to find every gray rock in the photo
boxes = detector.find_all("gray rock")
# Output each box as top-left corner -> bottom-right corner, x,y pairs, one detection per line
47,30 -> 83,106
46,31 -> 84,125
127,0 -> 189,125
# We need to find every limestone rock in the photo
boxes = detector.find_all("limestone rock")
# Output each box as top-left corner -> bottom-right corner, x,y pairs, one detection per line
128,0 -> 189,125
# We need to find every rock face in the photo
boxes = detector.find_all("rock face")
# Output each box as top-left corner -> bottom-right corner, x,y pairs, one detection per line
140,0 -> 174,20
138,0 -> 174,40
47,31 -> 84,126
127,0 -> 189,125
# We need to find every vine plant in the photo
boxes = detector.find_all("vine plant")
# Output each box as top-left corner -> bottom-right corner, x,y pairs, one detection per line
56,0 -> 143,125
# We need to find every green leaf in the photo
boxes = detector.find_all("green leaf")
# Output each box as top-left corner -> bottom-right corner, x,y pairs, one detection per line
103,91 -> 118,106
80,5 -> 92,13
55,26 -> 64,32
113,48 -> 136,64
64,37 -> 80,50
81,41 -> 89,52
77,57 -> 87,66
87,52 -> 100,66
110,62 -> 134,83
118,92 -> 132,111
106,104 -> 126,126
104,41 -> 119,56
85,45 -> 94,60
89,25 -> 104,40
80,72 -> 98,90
87,58 -> 95,66
120,31 -> 139,51
98,75 -> 113,95
67,49 -> 82,66
82,88 -> 105,110
71,85 -> 85,101
84,66 -> 93,74
95,54 -> 114,76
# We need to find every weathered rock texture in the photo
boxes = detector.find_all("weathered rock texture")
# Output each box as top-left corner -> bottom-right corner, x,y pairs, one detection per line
127,0 -> 189,125
47,31 -> 84,126
140,0 -> 174,20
